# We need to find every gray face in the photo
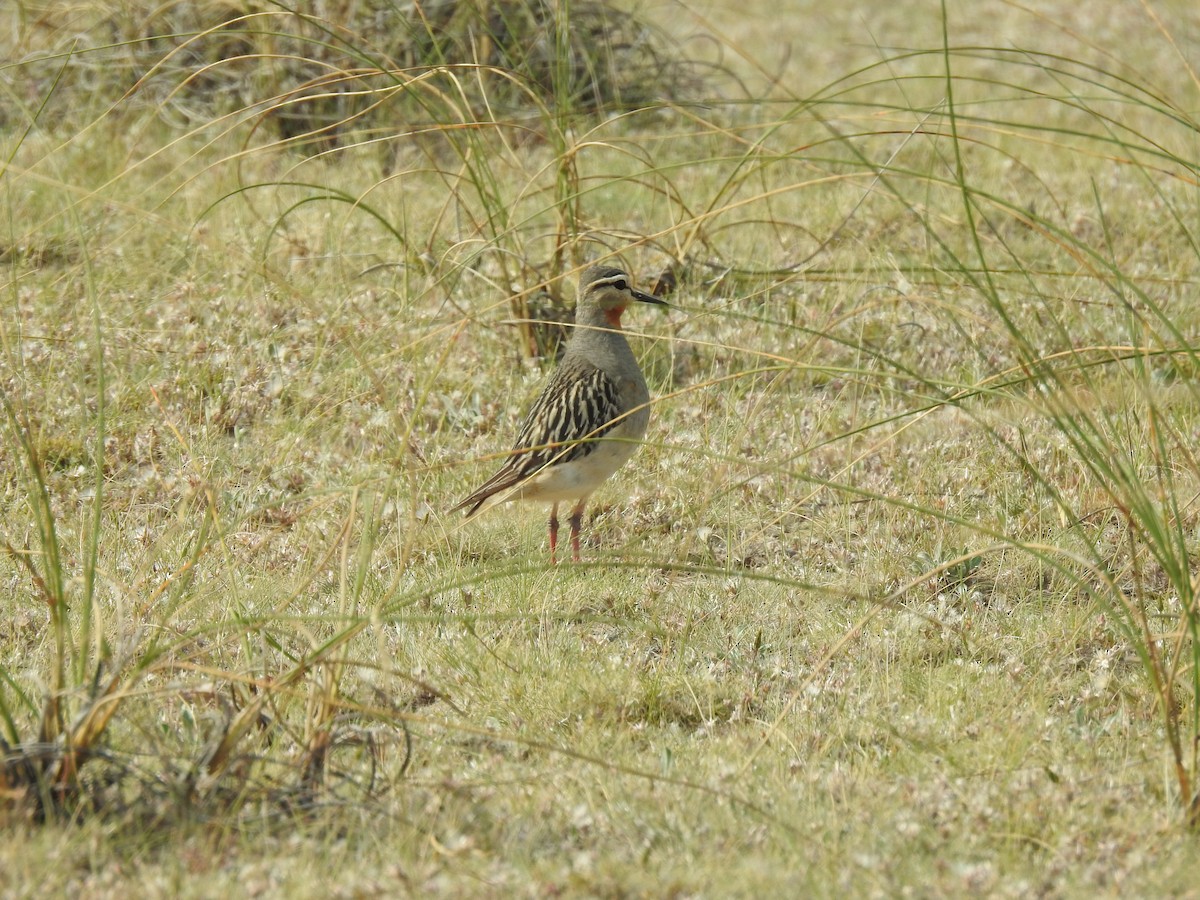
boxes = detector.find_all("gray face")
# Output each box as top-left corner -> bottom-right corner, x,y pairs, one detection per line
584,267 -> 666,308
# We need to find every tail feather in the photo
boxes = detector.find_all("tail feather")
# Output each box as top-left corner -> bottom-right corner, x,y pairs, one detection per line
450,466 -> 524,517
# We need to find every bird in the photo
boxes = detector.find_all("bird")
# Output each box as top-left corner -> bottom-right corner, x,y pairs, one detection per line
452,263 -> 667,563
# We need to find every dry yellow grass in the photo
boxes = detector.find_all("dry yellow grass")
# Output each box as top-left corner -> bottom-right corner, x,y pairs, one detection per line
3,0 -> 1200,894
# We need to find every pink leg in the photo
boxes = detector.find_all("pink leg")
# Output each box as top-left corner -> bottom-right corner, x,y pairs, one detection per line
548,502 -> 560,565
568,499 -> 587,563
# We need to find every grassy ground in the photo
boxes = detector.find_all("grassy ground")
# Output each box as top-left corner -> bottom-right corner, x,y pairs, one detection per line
3,0 -> 1200,894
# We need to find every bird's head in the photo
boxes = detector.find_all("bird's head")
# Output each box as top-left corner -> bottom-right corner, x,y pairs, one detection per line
580,265 -> 666,327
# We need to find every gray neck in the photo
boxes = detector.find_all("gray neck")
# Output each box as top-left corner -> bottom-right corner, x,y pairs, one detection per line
575,301 -> 615,330
567,304 -> 640,380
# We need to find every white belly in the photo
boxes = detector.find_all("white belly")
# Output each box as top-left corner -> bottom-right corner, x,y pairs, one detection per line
510,429 -> 641,504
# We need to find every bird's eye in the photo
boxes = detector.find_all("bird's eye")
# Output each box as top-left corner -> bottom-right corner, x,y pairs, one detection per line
613,279 -> 627,291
